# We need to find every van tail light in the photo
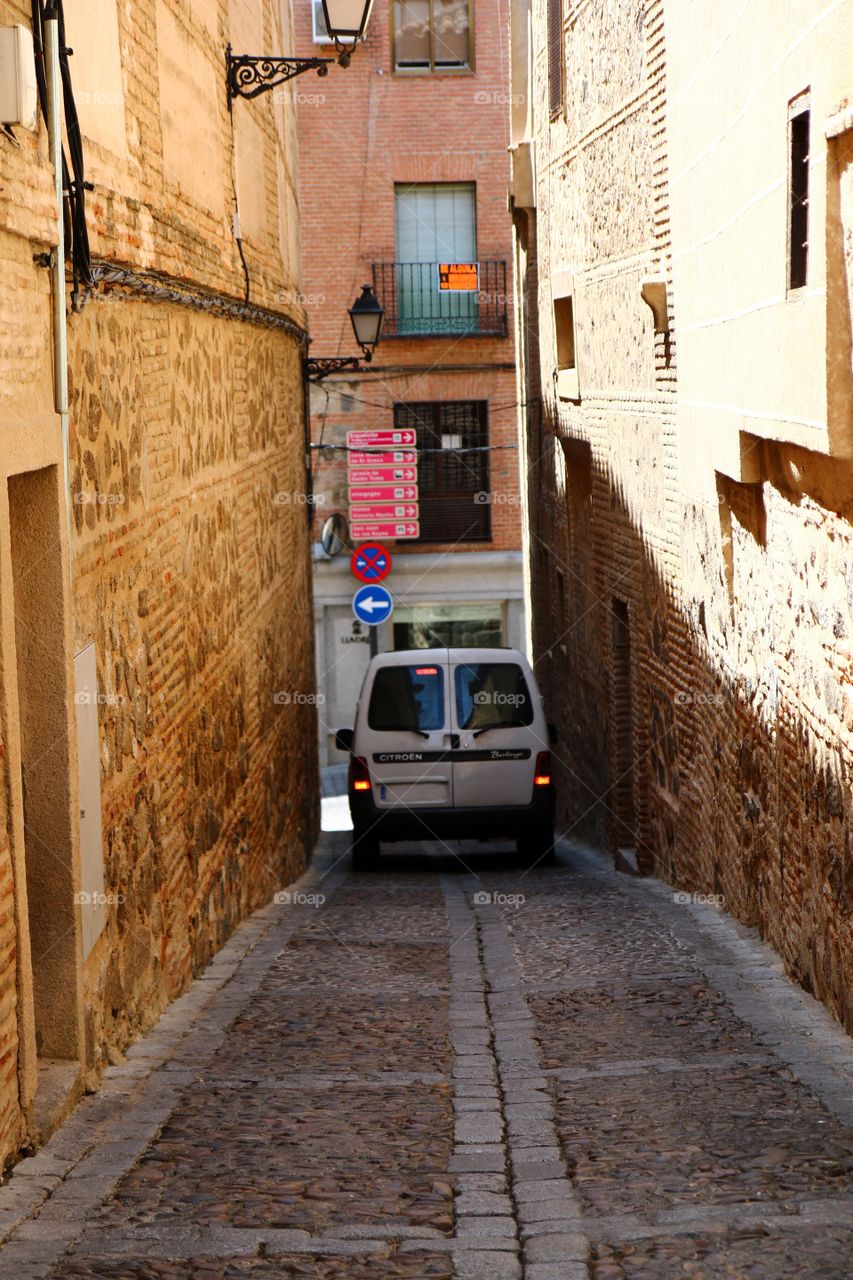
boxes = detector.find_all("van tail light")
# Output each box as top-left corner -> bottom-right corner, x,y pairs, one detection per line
352,757 -> 371,792
534,752 -> 551,787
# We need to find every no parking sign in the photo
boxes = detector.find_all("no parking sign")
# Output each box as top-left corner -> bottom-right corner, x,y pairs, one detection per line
351,543 -> 392,584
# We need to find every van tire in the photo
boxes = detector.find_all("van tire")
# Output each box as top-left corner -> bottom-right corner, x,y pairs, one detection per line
352,828 -> 380,872
518,826 -> 555,867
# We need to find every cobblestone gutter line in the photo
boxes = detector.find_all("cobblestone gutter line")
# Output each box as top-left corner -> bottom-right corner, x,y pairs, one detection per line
0,843 -> 348,1280
442,876 -> 592,1280
567,841 -> 853,1126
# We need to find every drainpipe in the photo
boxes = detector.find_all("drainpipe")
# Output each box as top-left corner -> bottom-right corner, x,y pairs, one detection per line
44,5 -> 73,579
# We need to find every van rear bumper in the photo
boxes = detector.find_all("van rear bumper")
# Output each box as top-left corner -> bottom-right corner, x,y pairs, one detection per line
349,787 -> 555,842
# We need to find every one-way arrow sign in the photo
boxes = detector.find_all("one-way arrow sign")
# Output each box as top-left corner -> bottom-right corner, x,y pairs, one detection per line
352,584 -> 394,626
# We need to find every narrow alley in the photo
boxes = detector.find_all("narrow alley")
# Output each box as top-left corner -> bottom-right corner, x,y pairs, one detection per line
0,823 -> 849,1280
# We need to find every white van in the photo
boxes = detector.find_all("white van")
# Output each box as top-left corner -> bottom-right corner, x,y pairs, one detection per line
335,647 -> 556,869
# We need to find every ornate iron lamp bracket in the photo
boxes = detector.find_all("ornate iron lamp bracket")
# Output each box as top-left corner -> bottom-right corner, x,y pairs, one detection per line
227,45 -> 333,103
305,356 -> 368,381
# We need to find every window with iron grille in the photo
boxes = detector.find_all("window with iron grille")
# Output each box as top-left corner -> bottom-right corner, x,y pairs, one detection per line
548,0 -> 564,119
393,401 -> 491,543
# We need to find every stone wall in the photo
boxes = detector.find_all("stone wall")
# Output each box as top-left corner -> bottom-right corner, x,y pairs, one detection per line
68,299 -> 318,1066
0,0 -> 316,1170
514,0 -> 853,1031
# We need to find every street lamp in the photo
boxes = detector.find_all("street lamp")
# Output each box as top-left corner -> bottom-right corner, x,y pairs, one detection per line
226,0 -> 373,103
305,284 -> 385,380
321,0 -> 375,62
348,283 -> 384,359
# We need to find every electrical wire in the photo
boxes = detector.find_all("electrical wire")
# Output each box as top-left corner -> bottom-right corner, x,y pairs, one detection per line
310,442 -> 519,454
308,387 -> 541,420
32,0 -> 94,309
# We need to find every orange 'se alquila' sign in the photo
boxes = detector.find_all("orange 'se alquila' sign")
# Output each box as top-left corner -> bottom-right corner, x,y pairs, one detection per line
438,262 -> 480,292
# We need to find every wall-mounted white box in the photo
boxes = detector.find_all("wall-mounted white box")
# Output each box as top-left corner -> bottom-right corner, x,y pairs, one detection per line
0,25 -> 38,131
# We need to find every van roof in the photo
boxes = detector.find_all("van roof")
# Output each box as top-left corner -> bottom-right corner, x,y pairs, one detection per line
369,647 -> 528,667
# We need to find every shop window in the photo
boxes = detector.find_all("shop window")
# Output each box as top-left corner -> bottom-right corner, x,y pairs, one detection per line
394,603 -> 503,649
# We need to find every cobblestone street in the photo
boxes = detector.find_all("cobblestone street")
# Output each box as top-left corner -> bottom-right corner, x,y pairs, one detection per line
0,832 -> 851,1280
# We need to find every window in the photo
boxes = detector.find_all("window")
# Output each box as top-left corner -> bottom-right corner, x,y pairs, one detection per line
455,663 -> 534,732
548,0 -> 564,119
394,400 -> 491,542
555,298 -> 575,371
553,270 -> 579,401
368,664 -> 445,732
311,0 -> 356,43
394,183 -> 478,335
392,0 -> 473,73
393,603 -> 503,649
788,99 -> 810,291
312,0 -> 330,41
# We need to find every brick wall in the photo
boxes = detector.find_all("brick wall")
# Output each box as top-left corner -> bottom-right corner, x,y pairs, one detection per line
296,0 -> 522,553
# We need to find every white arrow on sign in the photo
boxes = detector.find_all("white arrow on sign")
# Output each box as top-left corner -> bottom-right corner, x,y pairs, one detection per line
358,595 -> 386,614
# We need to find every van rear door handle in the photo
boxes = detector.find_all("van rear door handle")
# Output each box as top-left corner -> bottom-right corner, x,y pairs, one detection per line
447,733 -> 460,750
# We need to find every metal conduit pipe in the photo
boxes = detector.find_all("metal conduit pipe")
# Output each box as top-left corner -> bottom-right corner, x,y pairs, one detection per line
44,5 -> 73,582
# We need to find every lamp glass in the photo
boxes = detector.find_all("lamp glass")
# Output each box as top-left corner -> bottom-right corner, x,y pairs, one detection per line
349,284 -> 384,353
321,0 -> 374,40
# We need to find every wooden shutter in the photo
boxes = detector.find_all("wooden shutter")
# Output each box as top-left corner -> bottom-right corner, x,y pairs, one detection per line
548,0 -> 564,119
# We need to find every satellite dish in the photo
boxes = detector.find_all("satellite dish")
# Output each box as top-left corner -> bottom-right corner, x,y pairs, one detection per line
320,512 -> 351,559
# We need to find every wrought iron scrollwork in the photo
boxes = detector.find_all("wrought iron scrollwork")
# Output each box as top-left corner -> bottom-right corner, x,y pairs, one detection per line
226,46 -> 333,103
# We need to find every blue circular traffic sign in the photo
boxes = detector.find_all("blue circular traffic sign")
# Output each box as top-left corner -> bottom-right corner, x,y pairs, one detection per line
352,584 -> 394,627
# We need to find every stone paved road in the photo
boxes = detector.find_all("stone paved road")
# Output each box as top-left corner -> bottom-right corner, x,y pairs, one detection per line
0,834 -> 851,1280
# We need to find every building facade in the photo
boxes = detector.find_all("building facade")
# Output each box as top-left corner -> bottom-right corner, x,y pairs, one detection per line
511,0 -> 853,1030
0,0 -> 317,1169
295,0 -> 525,763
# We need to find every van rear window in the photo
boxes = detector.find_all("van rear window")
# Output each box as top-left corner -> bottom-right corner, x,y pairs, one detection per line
455,663 -> 534,731
368,665 -> 445,733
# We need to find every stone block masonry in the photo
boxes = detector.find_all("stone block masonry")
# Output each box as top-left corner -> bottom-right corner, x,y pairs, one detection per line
511,0 -> 853,1032
0,0 -> 317,1171
67,297 -> 319,1070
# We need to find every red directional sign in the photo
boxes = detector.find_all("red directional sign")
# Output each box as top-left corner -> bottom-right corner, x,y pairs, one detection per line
351,542 -> 392,583
348,433 -> 419,540
349,450 -> 416,467
349,485 -> 418,503
351,520 -> 420,540
351,502 -> 419,521
348,466 -> 417,484
347,429 -> 416,449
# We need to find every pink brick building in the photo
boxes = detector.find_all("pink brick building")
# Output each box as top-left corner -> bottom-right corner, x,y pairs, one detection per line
295,0 -> 526,762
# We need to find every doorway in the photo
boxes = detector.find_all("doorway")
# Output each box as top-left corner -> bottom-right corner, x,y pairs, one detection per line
611,599 -> 636,851
7,467 -> 80,1080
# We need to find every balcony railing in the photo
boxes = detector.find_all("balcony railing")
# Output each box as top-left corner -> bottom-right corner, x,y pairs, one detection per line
371,261 -> 508,338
